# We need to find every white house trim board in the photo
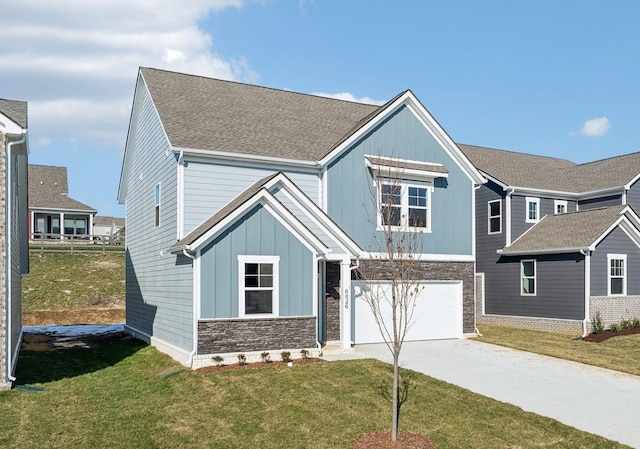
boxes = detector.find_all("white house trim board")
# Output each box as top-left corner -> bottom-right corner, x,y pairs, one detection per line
590,216 -> 640,251
238,255 -> 280,318
174,146 -> 320,170
125,324 -> 193,366
0,112 -> 23,135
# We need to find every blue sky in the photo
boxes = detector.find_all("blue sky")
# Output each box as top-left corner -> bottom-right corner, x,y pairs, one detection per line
2,1 -> 639,217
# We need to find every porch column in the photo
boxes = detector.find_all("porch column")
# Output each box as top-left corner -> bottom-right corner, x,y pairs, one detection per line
59,212 -> 64,239
88,213 -> 94,240
29,210 -> 34,238
339,259 -> 352,350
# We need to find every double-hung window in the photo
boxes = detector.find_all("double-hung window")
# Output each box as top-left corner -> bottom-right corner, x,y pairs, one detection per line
488,200 -> 501,234
379,182 -> 431,231
238,255 -> 279,317
521,260 -> 536,296
608,254 -> 626,296
525,197 -> 540,223
554,199 -> 568,214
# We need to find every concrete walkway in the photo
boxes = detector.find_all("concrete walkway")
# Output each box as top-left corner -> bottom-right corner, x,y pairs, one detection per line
323,339 -> 640,448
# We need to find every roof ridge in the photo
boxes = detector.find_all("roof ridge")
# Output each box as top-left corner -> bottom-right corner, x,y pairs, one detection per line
457,143 -> 576,164
574,150 -> 640,167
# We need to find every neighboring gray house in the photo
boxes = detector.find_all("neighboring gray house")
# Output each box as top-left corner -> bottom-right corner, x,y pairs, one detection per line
460,144 -> 640,334
118,67 -> 485,368
0,99 -> 29,390
93,216 -> 125,239
28,164 -> 97,239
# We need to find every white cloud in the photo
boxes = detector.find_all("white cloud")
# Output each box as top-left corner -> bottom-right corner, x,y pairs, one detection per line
0,0 -> 253,149
571,116 -> 611,137
311,92 -> 385,106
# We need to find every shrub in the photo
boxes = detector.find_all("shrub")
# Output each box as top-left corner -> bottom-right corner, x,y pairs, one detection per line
593,311 -> 604,334
300,349 -> 309,359
280,351 -> 291,363
237,353 -> 247,365
620,319 -> 632,331
609,323 -> 620,333
212,355 -> 224,367
261,351 -> 271,363
632,317 -> 640,329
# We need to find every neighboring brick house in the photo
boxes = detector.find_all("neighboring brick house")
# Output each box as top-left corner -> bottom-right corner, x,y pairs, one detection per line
118,68 -> 484,368
28,164 -> 97,239
0,99 -> 29,390
460,144 -> 640,334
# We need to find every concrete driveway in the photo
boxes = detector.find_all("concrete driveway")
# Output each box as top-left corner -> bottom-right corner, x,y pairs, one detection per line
323,339 -> 640,448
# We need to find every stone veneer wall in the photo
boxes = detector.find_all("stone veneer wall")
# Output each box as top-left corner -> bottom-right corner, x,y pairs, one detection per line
0,131 -> 7,389
356,260 -> 476,334
590,296 -> 640,328
197,316 -> 317,354
325,262 -> 340,341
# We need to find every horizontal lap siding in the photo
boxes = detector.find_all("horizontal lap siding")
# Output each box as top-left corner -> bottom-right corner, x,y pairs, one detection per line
487,254 -> 585,320
627,180 -> 640,212
125,80 -> 193,352
579,195 -> 622,210
182,162 -> 319,235
511,195 -> 558,241
591,227 -> 640,296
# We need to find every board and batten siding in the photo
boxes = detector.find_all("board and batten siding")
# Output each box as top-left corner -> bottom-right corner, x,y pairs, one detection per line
124,79 -> 194,352
487,254 -> 585,320
579,195 -> 623,210
326,105 -> 474,255
199,204 -> 314,319
591,226 -> 640,296
182,161 -> 319,236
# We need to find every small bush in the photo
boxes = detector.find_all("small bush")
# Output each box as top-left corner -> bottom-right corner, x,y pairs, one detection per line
237,353 -> 247,365
593,311 -> 604,334
632,317 -> 640,329
212,355 -> 224,367
261,352 -> 271,363
609,323 -> 620,333
620,319 -> 632,331
280,351 -> 291,363
300,349 -> 309,359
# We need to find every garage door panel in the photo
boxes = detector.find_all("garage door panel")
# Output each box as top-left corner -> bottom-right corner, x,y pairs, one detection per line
353,281 -> 462,344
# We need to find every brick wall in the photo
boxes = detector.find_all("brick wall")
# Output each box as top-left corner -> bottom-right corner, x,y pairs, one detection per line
325,262 -> 340,341
355,259 -> 476,333
197,316 -> 317,354
590,296 -> 640,328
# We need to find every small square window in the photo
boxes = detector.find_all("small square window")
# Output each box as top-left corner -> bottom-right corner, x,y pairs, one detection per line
525,197 -> 540,223
239,256 -> 279,317
554,200 -> 568,214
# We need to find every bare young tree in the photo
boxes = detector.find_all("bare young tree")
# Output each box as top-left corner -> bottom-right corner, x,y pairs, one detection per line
356,155 -> 425,442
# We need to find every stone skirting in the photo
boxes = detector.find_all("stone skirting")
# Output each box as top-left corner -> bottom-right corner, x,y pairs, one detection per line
355,259 -> 476,333
590,296 -> 640,328
477,313 -> 583,334
197,316 -> 317,354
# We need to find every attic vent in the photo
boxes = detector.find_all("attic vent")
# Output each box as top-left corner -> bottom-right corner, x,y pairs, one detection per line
40,181 -> 43,185
54,182 -> 58,186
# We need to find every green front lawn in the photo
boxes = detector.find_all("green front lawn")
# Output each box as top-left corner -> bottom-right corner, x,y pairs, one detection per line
478,325 -> 640,376
0,338 -> 629,449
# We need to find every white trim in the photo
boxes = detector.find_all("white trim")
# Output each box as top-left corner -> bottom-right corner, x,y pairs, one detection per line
525,197 -> 540,223
478,272 -> 486,315
0,111 -> 23,135
554,199 -> 568,214
365,154 -> 449,181
177,157 -> 184,239
607,253 -> 627,296
584,250 -> 591,323
238,255 -> 280,318
520,259 -> 536,296
340,258 -> 352,349
505,188 -> 513,245
362,252 -> 474,262
471,183 -> 477,259
376,180 -> 433,233
173,146 -> 320,169
487,199 -> 502,234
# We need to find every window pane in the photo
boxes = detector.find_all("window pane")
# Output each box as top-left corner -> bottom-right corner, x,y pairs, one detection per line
381,184 -> 401,205
245,275 -> 259,287
522,278 -> 535,294
610,259 -> 624,276
245,263 -> 259,275
611,278 -> 623,295
489,217 -> 501,233
260,274 -> 273,288
260,263 -> 273,275
408,187 -> 427,207
382,206 -> 401,226
528,202 -> 537,220
408,208 -> 427,228
245,290 -> 273,314
489,201 -> 500,217
522,261 -> 535,277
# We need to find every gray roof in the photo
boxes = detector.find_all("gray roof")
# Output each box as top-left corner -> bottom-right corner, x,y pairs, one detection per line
28,164 -> 96,212
140,67 -> 380,161
458,144 -> 640,193
502,205 -> 628,254
172,172 -> 280,250
0,99 -> 27,129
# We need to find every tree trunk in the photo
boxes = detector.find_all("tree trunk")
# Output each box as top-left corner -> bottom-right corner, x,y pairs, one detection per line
392,354 -> 399,441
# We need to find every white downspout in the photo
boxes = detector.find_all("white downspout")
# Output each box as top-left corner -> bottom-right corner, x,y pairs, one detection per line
581,249 -> 591,338
505,187 -> 515,245
182,249 -> 197,367
6,134 -> 26,382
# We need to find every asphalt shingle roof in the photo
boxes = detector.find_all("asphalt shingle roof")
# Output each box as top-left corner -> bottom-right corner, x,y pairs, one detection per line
502,205 -> 628,254
140,67 -> 381,162
28,164 -> 96,212
0,99 -> 28,129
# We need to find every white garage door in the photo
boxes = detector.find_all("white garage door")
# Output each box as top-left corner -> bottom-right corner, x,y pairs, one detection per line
353,281 -> 463,344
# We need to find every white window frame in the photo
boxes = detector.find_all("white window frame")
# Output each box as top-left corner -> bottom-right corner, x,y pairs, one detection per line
554,199 -> 568,215
521,259 -> 536,296
238,255 -> 280,318
607,254 -> 626,296
488,200 -> 502,234
154,182 -> 161,227
525,197 -> 540,223
377,180 -> 432,232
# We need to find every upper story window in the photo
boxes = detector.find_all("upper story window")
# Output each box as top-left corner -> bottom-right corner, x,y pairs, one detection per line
608,254 -> 626,296
154,183 -> 161,227
488,200 -> 502,234
379,181 -> 431,232
525,197 -> 540,223
521,259 -> 536,296
554,200 -> 568,214
238,255 -> 280,317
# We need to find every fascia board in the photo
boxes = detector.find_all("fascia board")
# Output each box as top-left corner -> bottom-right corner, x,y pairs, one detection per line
173,147 -> 320,170
29,206 -> 97,214
590,216 -> 640,251
625,172 -> 640,190
590,216 -> 627,249
508,185 -> 581,199
499,247 -> 587,256
622,205 -> 640,228
0,111 -> 23,135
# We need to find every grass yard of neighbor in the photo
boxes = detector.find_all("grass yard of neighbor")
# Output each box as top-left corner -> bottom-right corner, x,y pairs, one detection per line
478,325 -> 640,376
0,338 -> 630,449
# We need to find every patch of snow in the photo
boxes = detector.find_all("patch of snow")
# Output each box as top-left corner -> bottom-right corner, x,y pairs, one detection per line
23,324 -> 124,337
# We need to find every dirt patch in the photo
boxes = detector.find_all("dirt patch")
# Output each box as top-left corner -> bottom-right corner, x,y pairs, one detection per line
196,357 -> 325,374
23,307 -> 125,326
582,327 -> 640,343
353,431 -> 435,449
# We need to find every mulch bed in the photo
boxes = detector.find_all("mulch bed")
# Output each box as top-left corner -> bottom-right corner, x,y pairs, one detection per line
353,431 -> 435,449
582,327 -> 640,343
195,357 -> 325,374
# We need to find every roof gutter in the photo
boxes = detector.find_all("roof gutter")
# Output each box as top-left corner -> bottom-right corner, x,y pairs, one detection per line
497,246 -> 589,256
172,146 -> 322,170
580,249 -> 591,338
6,133 -> 26,383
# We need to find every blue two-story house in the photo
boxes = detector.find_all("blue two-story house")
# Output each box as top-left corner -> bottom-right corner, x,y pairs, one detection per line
118,68 -> 485,367
460,145 -> 640,335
